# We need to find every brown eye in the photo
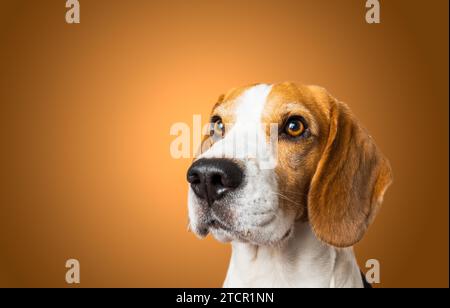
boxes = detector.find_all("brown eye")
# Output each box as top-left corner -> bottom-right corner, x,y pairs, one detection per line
284,117 -> 305,137
210,118 -> 225,137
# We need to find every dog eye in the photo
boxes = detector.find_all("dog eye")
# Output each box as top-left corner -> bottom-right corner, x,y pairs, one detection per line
284,117 -> 306,138
210,117 -> 225,137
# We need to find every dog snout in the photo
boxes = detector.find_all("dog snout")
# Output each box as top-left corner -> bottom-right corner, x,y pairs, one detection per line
187,158 -> 243,206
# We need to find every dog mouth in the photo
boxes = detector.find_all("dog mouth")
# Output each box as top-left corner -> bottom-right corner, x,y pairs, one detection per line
280,227 -> 292,242
194,216 -> 293,246
208,219 -> 231,231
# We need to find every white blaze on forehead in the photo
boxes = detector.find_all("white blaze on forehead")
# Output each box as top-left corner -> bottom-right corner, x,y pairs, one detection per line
200,84 -> 273,161
235,84 -> 272,126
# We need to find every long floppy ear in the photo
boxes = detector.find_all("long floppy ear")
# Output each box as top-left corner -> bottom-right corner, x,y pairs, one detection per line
308,99 -> 393,247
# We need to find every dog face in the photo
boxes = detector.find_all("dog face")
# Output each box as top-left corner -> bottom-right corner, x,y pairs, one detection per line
187,82 -> 392,247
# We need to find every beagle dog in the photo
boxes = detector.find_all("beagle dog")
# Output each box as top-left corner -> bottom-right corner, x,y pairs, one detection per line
186,82 -> 392,288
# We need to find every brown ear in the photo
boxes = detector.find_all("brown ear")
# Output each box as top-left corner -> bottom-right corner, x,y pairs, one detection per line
308,99 -> 393,247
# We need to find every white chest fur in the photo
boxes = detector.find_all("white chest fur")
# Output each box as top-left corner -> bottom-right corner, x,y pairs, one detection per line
223,222 -> 363,288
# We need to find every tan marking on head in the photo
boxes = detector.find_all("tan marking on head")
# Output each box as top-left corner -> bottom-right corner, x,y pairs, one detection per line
259,82 -> 392,247
256,82 -> 334,220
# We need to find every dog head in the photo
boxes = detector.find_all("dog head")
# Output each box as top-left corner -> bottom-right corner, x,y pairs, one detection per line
187,82 -> 392,247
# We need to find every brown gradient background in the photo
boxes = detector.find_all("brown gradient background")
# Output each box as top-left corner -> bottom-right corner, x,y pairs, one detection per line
0,0 -> 448,288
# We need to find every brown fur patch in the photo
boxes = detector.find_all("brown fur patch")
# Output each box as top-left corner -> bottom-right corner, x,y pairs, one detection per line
263,83 -> 334,221
307,99 -> 393,247
264,83 -> 392,247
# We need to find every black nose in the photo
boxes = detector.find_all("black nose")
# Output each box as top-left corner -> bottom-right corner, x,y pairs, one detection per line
187,158 -> 243,206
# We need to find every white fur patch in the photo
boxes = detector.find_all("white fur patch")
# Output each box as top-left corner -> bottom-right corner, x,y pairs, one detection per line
223,222 -> 364,288
200,84 -> 273,162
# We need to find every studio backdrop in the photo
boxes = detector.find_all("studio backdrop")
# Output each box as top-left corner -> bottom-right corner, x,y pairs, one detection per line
0,0 -> 448,287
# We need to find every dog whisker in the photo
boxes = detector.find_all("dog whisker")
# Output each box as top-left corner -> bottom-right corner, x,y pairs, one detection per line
268,191 -> 298,207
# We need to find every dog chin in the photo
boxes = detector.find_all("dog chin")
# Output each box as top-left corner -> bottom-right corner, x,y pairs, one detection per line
210,228 -> 234,243
209,224 -> 293,246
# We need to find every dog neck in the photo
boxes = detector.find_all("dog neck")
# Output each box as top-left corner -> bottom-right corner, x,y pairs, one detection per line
223,221 -> 363,288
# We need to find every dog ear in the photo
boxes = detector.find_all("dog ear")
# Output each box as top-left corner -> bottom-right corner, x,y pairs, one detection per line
308,99 -> 393,247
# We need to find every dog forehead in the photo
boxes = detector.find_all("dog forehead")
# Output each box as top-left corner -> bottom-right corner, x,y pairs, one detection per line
213,82 -> 332,124
213,83 -> 272,123
264,82 -> 332,121
201,84 -> 274,160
